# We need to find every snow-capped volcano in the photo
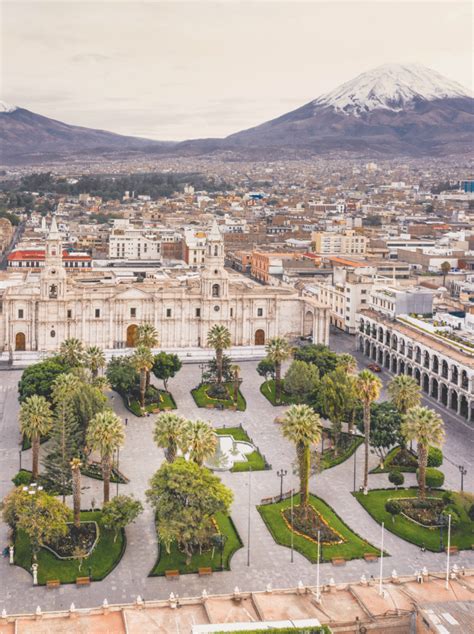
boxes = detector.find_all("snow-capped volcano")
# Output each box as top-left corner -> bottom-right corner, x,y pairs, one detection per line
313,63 -> 471,116
0,100 -> 17,114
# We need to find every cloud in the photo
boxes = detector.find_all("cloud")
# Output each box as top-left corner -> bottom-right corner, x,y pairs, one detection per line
69,53 -> 111,63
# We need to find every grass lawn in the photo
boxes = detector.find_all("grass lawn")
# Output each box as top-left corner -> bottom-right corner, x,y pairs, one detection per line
191,383 -> 246,411
215,628 -> 331,634
354,488 -> 474,552
124,388 -> 177,417
149,512 -> 243,576
258,493 -> 380,563
260,380 -> 301,406
14,511 -> 125,585
320,432 -> 364,471
214,426 -> 269,471
370,446 -> 418,474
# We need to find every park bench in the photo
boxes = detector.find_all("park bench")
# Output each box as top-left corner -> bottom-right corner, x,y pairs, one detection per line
260,497 -> 274,505
331,558 -> 346,566
46,579 -> 60,589
446,546 -> 459,555
76,576 -> 91,586
206,404 -> 215,409
364,553 -> 379,562
198,567 -> 213,576
165,569 -> 180,579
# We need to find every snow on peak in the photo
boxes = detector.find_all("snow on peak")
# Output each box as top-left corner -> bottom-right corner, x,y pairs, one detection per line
314,64 -> 471,116
0,100 -> 17,114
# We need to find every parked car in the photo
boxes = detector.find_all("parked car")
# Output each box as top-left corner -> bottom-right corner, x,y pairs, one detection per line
368,363 -> 382,372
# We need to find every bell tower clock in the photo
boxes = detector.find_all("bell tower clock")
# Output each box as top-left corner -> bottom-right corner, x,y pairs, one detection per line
40,216 -> 66,300
201,218 -> 229,300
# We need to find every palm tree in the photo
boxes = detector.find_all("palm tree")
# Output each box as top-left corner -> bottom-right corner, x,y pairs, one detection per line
70,458 -> 82,528
153,412 -> 186,462
137,324 -> 160,388
355,370 -> 382,494
388,375 -> 421,415
86,411 -> 125,503
130,345 -> 154,408
265,337 -> 291,403
281,404 -> 322,510
59,338 -> 85,368
181,419 -> 217,466
19,395 -> 53,480
401,406 -> 445,499
337,353 -> 357,374
84,346 -> 106,378
207,325 -> 231,384
230,364 -> 241,403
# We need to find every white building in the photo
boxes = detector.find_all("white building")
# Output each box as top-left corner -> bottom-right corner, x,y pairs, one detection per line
108,219 -> 162,261
312,230 -> 367,256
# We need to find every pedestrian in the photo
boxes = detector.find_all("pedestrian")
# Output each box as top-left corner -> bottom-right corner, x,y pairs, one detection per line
421,543 -> 426,552
125,418 -> 128,426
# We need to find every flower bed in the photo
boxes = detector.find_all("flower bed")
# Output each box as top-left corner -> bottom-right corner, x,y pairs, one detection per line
121,385 -> 177,417
44,521 -> 99,559
281,504 -> 343,545
396,497 -> 444,527
191,383 -> 246,411
259,380 -> 301,406
82,461 -> 129,484
319,431 -> 364,471
371,446 -> 418,474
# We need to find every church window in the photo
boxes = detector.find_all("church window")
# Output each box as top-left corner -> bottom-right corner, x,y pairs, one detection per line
214,305 -> 220,312
18,309 -> 24,319
214,269 -> 218,275
195,308 -> 201,318
50,330 -> 56,338
95,309 -> 101,318
130,308 -> 137,318
212,284 -> 220,298
214,245 -> 218,256
257,308 -> 263,317
230,308 -> 233,317
166,308 -> 172,317
49,284 -> 58,298
67,310 -> 72,319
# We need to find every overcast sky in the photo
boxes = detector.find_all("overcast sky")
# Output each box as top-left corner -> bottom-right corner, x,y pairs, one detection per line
2,1 -> 472,140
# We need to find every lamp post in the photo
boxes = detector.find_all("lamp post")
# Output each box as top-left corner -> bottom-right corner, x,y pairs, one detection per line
199,363 -> 206,385
437,512 -> 448,553
277,469 -> 287,501
116,448 -> 120,497
458,465 -> 467,492
19,449 -> 22,472
247,467 -> 252,567
351,429 -> 362,493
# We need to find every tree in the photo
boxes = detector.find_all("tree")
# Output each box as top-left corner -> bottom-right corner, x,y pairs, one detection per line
388,375 -> 421,416
42,373 -> 83,500
293,344 -> 339,377
70,458 -> 82,528
130,345 -> 154,408
207,325 -> 231,384
441,261 -> 451,286
153,412 -> 186,463
101,495 -> 143,542
136,324 -> 160,388
401,406 -> 445,500
421,467 -> 445,489
19,395 -> 53,480
284,360 -> 319,401
17,359 -> 67,403
256,357 -> 276,381
2,487 -> 70,560
58,338 -> 85,368
319,366 -> 353,454
152,352 -> 182,391
106,356 -> 138,396
336,353 -> 357,374
86,411 -> 125,503
266,337 -> 291,403
146,459 -> 233,564
385,500 -> 402,523
366,402 -> 403,465
203,355 -> 234,383
355,370 -> 382,494
84,346 -> 106,378
230,364 -> 240,402
281,404 -> 322,509
388,471 -> 404,488
181,419 -> 217,466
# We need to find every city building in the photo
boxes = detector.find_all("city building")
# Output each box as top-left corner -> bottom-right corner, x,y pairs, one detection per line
312,230 -> 367,256
7,247 -> 92,271
108,219 -> 163,261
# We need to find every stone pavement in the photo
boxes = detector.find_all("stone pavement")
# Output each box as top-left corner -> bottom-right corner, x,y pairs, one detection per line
0,359 -> 473,615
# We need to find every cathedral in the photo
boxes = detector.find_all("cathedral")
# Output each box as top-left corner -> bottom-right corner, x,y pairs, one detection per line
0,218 -> 330,354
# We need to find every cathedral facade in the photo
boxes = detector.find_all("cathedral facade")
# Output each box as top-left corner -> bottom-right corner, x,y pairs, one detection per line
0,219 -> 330,354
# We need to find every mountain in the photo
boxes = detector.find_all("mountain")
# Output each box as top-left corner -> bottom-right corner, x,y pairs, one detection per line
0,103 -> 173,164
221,64 -> 473,157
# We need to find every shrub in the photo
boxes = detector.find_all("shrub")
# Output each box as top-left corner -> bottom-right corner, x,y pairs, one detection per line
468,504 -> 474,522
385,500 -> 402,520
417,467 -> 445,489
11,470 -> 33,487
442,491 -> 453,505
207,383 -> 229,400
427,446 -> 443,468
443,508 -> 461,527
388,471 -> 404,487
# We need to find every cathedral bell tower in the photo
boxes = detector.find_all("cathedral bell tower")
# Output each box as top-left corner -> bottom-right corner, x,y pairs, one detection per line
201,218 -> 229,300
40,216 -> 66,300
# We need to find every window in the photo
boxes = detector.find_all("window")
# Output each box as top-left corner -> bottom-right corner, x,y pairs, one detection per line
95,309 -> 100,318
195,308 -> 201,318
130,308 -> 136,318
212,284 -> 220,298
230,308 -> 234,317
166,308 -> 172,318
257,308 -> 263,317
18,309 -> 24,319
67,310 -> 72,319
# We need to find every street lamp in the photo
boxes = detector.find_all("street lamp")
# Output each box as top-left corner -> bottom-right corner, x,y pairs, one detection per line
115,448 -> 120,497
277,469 -> 287,501
458,465 -> 467,492
19,449 -> 22,472
198,363 -> 206,385
351,429 -> 362,493
437,512 -> 448,553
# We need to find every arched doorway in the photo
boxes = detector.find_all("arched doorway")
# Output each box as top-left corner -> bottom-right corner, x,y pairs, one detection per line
255,329 -> 265,345
15,332 -> 26,351
303,310 -> 313,337
126,324 -> 138,347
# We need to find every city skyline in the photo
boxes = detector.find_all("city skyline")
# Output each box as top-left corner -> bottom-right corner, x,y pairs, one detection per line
2,0 -> 473,140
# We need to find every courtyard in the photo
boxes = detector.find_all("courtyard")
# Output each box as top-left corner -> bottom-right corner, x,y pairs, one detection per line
0,344 -> 473,615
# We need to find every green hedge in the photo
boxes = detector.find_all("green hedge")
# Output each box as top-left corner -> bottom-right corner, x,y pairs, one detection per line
320,432 -> 364,470
259,380 -> 301,406
370,446 -> 418,474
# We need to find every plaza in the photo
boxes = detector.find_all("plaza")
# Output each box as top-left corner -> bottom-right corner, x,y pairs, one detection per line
0,346 -> 473,616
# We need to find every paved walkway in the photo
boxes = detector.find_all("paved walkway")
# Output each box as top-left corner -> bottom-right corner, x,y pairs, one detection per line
0,359 -> 473,615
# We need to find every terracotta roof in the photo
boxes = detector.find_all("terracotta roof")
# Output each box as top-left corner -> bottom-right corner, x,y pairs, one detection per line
8,249 -> 91,262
